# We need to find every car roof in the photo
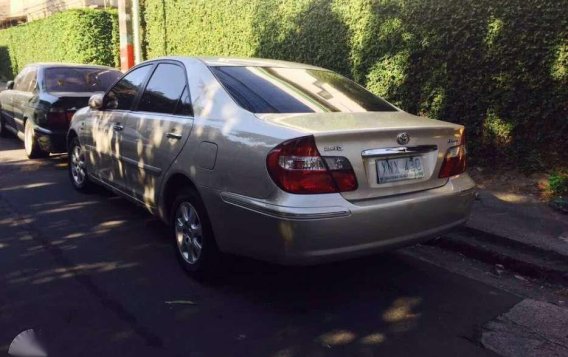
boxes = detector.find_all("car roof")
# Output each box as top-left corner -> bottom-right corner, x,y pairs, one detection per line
25,63 -> 119,70
155,56 -> 327,71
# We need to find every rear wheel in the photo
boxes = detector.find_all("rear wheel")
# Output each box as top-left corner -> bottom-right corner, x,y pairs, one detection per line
24,120 -> 49,158
68,137 -> 94,193
0,111 -> 9,137
171,188 -> 221,278
0,116 -> 5,137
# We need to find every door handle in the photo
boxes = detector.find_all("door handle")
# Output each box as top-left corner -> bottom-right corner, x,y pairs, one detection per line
113,123 -> 124,131
166,132 -> 182,140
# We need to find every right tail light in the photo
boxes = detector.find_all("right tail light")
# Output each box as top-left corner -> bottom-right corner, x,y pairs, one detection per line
439,131 -> 467,178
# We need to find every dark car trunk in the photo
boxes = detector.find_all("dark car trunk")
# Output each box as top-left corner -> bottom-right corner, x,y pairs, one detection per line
43,92 -> 95,131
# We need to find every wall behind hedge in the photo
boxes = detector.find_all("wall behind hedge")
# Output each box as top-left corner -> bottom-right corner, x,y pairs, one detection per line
142,0 -> 568,170
0,9 -> 119,80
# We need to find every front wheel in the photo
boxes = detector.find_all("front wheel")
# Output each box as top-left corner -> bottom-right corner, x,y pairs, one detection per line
24,120 -> 49,158
171,188 -> 222,278
68,137 -> 94,193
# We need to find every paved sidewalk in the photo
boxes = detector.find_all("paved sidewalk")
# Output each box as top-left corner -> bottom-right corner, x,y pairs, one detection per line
481,299 -> 568,356
468,188 -> 568,258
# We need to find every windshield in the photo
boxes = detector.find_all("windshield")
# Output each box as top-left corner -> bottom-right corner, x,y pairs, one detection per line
210,66 -> 397,114
44,67 -> 122,93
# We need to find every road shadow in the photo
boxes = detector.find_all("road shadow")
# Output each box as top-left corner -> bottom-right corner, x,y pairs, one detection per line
0,141 -> 519,356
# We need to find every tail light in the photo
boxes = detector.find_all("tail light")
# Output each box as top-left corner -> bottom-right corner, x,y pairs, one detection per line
266,136 -> 358,194
439,132 -> 467,178
46,108 -> 75,129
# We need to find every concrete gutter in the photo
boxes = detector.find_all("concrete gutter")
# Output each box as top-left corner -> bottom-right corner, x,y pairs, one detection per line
432,189 -> 568,285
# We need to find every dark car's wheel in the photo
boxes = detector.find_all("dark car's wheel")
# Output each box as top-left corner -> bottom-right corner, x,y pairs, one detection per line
171,188 -> 221,277
24,120 -> 49,158
0,111 -> 12,138
0,115 -> 6,137
68,137 -> 94,193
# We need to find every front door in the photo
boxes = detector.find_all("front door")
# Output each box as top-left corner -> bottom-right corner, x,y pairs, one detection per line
120,62 -> 193,206
90,64 -> 154,191
11,67 -> 36,132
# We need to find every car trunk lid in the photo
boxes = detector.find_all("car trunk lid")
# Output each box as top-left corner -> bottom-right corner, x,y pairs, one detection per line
258,111 -> 464,200
45,92 -> 95,130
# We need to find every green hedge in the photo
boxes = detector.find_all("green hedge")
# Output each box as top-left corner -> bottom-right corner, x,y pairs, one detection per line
0,9 -> 119,80
141,0 -> 568,170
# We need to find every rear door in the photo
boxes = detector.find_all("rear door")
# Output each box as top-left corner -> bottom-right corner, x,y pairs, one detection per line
120,62 -> 193,205
90,64 -> 154,190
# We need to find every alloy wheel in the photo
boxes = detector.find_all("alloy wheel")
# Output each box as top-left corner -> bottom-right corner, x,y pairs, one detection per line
70,144 -> 86,186
175,202 -> 203,264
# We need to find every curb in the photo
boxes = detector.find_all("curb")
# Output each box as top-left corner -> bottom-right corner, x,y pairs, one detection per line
431,226 -> 568,285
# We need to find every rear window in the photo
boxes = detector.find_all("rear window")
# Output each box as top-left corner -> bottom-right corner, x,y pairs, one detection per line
209,66 -> 397,114
44,67 -> 122,93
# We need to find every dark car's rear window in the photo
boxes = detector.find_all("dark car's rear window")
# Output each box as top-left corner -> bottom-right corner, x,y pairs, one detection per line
209,66 -> 397,114
44,67 -> 122,93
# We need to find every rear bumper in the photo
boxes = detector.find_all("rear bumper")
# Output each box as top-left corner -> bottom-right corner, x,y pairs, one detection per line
204,174 -> 476,265
34,126 -> 67,153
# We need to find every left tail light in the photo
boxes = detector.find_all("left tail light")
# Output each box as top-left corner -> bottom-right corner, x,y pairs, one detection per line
439,131 -> 467,178
266,136 -> 358,194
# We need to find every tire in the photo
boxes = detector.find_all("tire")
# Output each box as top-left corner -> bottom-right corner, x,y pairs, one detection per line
68,137 -> 94,193
171,188 -> 221,278
24,120 -> 49,159
0,114 -> 6,137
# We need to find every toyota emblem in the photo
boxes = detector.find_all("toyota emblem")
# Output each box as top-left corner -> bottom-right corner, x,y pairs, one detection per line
396,132 -> 410,145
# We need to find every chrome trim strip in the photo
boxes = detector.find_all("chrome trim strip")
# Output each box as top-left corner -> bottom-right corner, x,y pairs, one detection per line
361,145 -> 438,158
220,192 -> 351,220
120,155 -> 162,175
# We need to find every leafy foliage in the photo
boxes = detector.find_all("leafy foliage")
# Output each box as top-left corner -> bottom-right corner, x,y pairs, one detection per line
0,9 -> 119,80
141,0 -> 568,170
549,172 -> 568,197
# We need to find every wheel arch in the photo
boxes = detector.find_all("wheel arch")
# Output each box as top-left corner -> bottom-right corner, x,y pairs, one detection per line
67,129 -> 78,147
160,172 -> 200,223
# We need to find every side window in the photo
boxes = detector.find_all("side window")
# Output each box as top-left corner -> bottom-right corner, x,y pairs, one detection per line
174,86 -> 193,116
138,63 -> 187,114
13,68 -> 29,91
24,69 -> 37,92
106,65 -> 152,110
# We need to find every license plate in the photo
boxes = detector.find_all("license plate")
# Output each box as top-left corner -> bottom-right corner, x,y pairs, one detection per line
376,156 -> 424,184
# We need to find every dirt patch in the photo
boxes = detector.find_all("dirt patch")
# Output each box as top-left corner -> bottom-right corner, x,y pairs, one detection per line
469,166 -> 551,202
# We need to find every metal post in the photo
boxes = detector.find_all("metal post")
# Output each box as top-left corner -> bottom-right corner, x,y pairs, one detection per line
118,0 -> 135,71
132,0 -> 142,64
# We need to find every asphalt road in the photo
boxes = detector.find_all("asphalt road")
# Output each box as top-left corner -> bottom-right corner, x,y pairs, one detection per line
0,135 -> 520,357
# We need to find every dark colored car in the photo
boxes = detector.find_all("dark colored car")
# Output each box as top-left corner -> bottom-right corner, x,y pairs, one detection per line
0,63 -> 122,158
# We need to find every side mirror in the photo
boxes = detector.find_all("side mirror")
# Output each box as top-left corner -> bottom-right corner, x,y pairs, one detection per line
6,80 -> 14,90
88,93 -> 104,110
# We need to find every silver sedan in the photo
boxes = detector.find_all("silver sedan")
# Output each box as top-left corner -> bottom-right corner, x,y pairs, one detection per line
67,57 -> 476,276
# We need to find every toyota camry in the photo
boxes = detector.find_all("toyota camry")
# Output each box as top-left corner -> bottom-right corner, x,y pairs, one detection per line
67,57 -> 475,276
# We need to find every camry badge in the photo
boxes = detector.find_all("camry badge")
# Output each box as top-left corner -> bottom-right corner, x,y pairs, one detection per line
396,132 -> 410,145
324,145 -> 343,152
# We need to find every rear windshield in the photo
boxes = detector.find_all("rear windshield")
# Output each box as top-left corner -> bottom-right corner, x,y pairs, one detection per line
44,67 -> 122,93
210,66 -> 397,114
